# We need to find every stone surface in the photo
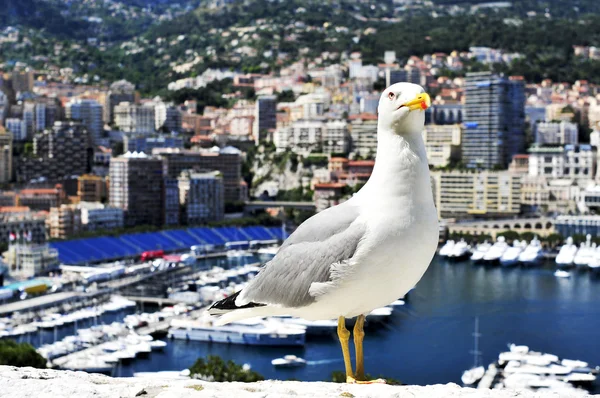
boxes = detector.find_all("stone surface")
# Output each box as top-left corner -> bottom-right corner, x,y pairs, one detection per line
0,366 -> 594,398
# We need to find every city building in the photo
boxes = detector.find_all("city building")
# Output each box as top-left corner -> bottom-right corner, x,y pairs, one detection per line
155,147 -> 242,203
47,205 -> 82,239
104,80 -> 136,123
555,215 -> 600,237
323,120 -> 350,154
79,202 -> 124,232
178,170 -> 224,224
314,182 -> 346,212
430,170 -> 521,218
3,243 -> 59,278
11,69 -> 34,93
430,103 -> 463,125
77,174 -> 108,203
18,121 -> 92,183
520,176 -> 582,215
528,144 -> 595,181
463,72 -> 525,168
123,135 -> 184,154
422,124 -> 462,167
253,95 -> 277,143
163,177 -> 179,226
508,154 -> 529,175
349,113 -> 378,158
17,185 -> 66,211
109,153 -> 165,227
535,121 -> 578,145
23,102 -> 34,138
0,128 -> 12,183
155,103 -> 182,132
5,118 -> 26,141
66,99 -> 104,143
114,102 -> 156,135
0,212 -> 47,247
288,119 -> 324,155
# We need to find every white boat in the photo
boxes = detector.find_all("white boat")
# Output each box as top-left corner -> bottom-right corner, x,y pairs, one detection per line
500,240 -> 525,267
556,237 -> 577,269
366,307 -> 393,323
462,366 -> 485,386
438,240 -> 455,257
168,318 -> 305,346
482,237 -> 508,264
149,340 -> 167,350
573,235 -> 594,268
271,355 -> 307,368
461,318 -> 484,386
470,241 -> 491,263
518,237 -> 544,266
448,239 -> 471,260
554,270 -> 571,278
257,246 -> 279,256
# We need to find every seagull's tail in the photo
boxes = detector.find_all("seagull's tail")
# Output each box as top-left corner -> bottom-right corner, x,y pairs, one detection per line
208,291 -> 275,326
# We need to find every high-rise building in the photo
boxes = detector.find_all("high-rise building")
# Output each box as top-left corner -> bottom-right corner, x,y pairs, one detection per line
34,102 -> 46,132
18,121 -> 92,183
535,121 -> 578,145
323,120 -> 350,154
4,118 -> 26,141
349,113 -> 378,158
17,185 -> 66,211
463,72 -> 525,169
422,125 -> 462,167
155,103 -> 182,132
178,170 -> 224,224
155,147 -> 242,203
79,202 -> 124,232
430,170 -> 521,218
66,99 -> 104,143
124,135 -> 184,154
22,102 -> 35,138
253,95 -> 277,143
109,153 -> 164,227
114,102 -> 155,134
47,205 -> 82,239
104,80 -> 135,123
163,177 -> 180,226
431,103 -> 463,125
11,69 -> 34,93
0,128 -> 13,183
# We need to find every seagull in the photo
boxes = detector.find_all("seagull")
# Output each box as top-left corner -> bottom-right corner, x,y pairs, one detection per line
209,82 -> 439,383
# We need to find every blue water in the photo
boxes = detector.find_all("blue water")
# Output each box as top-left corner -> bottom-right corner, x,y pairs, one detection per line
22,256 -> 600,387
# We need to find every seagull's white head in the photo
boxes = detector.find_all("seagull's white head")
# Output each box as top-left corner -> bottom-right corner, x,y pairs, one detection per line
377,82 -> 430,135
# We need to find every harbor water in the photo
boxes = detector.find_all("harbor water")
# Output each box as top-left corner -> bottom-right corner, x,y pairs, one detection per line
17,255 -> 600,388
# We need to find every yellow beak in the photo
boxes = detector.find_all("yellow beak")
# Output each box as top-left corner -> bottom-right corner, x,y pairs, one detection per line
401,93 -> 431,111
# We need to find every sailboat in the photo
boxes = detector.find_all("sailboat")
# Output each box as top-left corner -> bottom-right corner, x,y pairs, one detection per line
461,317 -> 485,386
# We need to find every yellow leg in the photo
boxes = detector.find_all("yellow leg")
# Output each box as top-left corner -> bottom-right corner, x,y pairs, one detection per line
349,315 -> 386,385
337,316 -> 354,382
353,314 -> 366,381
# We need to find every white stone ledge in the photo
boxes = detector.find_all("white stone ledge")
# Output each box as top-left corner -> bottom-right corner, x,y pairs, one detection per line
0,366 -> 593,398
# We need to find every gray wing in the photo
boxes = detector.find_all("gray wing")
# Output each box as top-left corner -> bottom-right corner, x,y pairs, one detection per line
239,201 -> 365,308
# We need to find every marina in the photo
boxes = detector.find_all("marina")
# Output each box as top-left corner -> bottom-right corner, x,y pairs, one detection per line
2,248 -> 600,392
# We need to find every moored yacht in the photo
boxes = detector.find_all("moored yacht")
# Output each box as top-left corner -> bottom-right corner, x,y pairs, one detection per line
167,317 -> 306,346
271,355 -> 307,368
448,239 -> 471,260
555,237 -> 577,269
518,237 -> 544,267
470,241 -> 492,263
439,240 -> 455,257
500,240 -> 525,267
573,235 -> 594,269
483,237 -> 509,264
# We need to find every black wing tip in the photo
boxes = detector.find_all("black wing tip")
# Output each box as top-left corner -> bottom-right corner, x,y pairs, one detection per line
208,290 -> 265,315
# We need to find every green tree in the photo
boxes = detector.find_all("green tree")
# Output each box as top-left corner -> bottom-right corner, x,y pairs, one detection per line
189,355 -> 264,382
0,340 -> 46,368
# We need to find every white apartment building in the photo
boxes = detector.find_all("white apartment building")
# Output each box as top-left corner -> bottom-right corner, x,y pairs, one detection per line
80,202 -> 124,231
535,121 -> 578,145
430,170 -> 521,218
528,144 -> 595,181
323,120 -> 350,154
349,114 -> 378,158
4,243 -> 59,278
114,102 -> 156,134
422,124 -> 462,167
277,119 -> 325,155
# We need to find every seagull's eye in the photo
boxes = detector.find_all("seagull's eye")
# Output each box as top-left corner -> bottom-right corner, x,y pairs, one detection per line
388,92 -> 395,100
